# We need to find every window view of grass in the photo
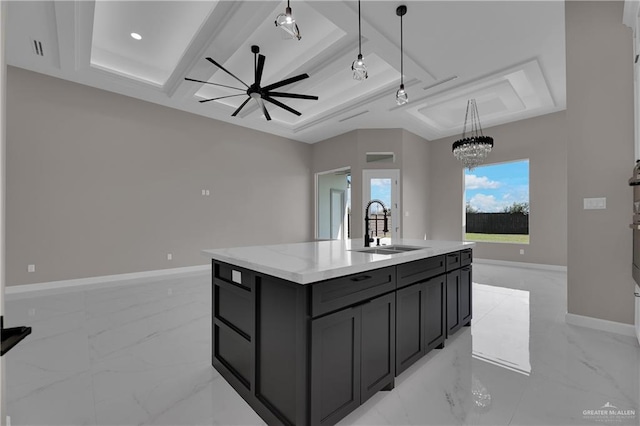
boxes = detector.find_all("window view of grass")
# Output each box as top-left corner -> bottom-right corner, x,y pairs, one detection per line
464,160 -> 530,244
464,233 -> 530,244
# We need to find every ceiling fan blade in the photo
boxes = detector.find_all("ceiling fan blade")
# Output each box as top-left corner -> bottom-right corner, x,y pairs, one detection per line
231,97 -> 251,117
184,78 -> 245,91
256,98 -> 271,121
199,94 -> 247,103
262,73 -> 309,91
267,91 -> 319,100
206,57 -> 250,88
263,96 -> 301,116
255,54 -> 266,87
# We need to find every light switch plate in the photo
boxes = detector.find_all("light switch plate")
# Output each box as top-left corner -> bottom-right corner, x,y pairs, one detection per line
583,197 -> 606,210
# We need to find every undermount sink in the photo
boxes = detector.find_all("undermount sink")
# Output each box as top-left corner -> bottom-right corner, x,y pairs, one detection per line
351,245 -> 427,255
383,245 -> 425,251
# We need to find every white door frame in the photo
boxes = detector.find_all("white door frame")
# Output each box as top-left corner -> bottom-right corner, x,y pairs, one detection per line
314,166 -> 350,240
362,169 -> 400,241
329,189 -> 346,240
1,2 -> 8,423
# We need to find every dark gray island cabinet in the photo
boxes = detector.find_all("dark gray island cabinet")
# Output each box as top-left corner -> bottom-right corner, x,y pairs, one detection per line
206,242 -> 473,426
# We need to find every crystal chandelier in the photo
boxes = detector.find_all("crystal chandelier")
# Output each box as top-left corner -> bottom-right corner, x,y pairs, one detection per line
452,99 -> 494,170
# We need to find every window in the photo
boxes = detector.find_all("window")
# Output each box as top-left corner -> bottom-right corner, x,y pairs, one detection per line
464,159 -> 530,244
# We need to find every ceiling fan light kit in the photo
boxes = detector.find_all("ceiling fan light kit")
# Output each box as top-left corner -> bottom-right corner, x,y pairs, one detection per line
185,45 -> 317,121
395,5 -> 408,106
275,0 -> 301,41
351,0 -> 368,81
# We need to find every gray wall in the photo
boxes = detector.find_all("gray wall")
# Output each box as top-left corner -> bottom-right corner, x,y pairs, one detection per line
429,111 -> 568,266
566,1 -> 635,324
401,130 -> 430,240
6,67 -> 312,286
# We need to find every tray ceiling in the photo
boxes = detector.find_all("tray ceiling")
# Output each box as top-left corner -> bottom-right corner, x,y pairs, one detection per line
5,1 -> 566,143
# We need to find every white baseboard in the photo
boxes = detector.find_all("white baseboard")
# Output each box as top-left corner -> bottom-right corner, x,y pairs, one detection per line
565,313 -> 637,338
474,258 -> 567,272
6,264 -> 211,298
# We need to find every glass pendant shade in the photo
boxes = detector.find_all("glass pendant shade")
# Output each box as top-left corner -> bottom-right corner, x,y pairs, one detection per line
452,99 -> 494,170
352,54 -> 368,80
396,84 -> 408,105
275,5 -> 301,40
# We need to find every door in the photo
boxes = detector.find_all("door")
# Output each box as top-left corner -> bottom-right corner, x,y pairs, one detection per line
446,270 -> 461,336
362,169 -> 400,242
460,266 -> 472,326
311,306 -> 361,426
424,275 -> 446,351
330,189 -> 345,239
361,292 -> 395,402
395,283 -> 424,375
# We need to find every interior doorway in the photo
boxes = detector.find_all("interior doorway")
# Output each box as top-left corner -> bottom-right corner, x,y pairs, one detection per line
316,168 -> 351,240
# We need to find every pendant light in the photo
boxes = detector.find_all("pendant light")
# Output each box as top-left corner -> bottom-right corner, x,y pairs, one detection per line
351,0 -> 367,80
395,5 -> 408,105
452,99 -> 494,170
275,0 -> 301,41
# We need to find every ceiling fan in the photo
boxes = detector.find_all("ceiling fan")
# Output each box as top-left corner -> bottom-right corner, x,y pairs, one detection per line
185,45 -> 318,121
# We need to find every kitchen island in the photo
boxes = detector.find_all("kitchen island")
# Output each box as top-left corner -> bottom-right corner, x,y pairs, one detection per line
202,239 -> 474,426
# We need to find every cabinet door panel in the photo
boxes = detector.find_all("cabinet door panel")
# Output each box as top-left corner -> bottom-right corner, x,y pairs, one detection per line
361,292 -> 395,402
446,270 -> 461,336
395,283 -> 424,375
311,307 -> 361,426
460,266 -> 472,325
424,275 -> 445,351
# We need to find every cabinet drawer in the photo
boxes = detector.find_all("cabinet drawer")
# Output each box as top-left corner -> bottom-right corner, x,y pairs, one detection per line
446,252 -> 461,271
396,255 -> 445,289
312,267 -> 395,317
461,249 -> 473,267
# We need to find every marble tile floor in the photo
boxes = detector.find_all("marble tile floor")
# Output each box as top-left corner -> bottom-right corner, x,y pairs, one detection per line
4,264 -> 639,426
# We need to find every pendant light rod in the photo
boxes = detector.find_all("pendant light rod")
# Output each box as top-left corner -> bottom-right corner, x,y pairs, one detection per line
358,0 -> 362,55
397,5 -> 405,86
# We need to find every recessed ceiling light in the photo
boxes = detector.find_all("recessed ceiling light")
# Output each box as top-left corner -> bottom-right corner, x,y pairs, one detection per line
130,32 -> 142,40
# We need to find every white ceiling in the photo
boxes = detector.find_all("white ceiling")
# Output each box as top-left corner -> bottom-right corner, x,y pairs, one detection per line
5,0 -> 566,144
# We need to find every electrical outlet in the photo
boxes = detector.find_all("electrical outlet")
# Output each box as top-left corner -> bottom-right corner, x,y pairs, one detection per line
583,197 -> 606,210
27,264 -> 35,273
520,249 -> 525,255
167,253 -> 172,260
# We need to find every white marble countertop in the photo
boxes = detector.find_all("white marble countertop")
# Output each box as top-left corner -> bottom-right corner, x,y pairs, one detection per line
202,239 -> 475,285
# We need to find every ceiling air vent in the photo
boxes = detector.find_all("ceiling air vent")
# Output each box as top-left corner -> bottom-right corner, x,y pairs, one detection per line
30,39 -> 44,57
